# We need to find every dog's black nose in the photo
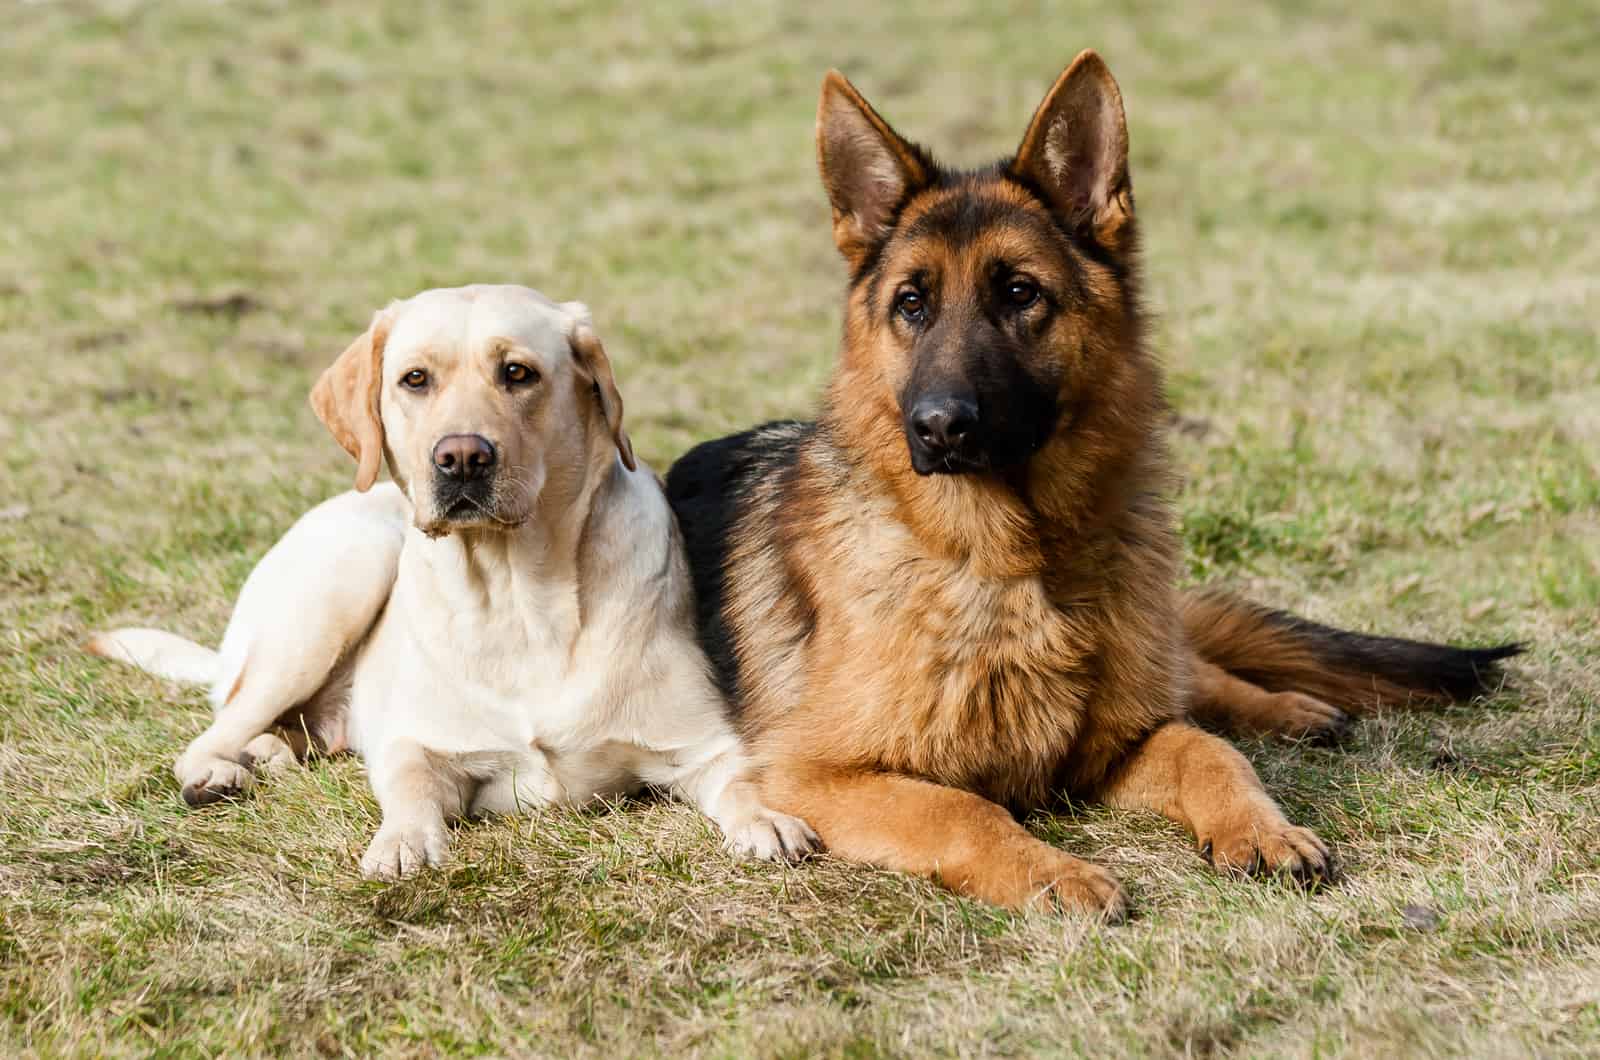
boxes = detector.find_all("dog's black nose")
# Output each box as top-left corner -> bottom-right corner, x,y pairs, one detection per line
909,395 -> 980,454
432,434 -> 496,481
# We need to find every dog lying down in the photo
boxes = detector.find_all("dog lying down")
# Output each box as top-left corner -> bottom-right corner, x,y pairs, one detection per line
89,284 -> 817,878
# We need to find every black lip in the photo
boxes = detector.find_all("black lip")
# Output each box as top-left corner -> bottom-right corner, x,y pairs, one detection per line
433,479 -> 496,519
907,438 -> 990,476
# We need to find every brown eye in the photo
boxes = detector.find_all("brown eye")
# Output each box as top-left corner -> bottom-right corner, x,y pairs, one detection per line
1006,279 -> 1040,308
503,362 -> 538,386
895,289 -> 927,324
400,369 -> 428,389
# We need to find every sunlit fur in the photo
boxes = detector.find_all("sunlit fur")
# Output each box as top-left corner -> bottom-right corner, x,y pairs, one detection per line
90,286 -> 820,878
667,52 -> 1516,915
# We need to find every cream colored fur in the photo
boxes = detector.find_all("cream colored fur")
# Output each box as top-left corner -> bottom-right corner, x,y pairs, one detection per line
90,285 -> 816,878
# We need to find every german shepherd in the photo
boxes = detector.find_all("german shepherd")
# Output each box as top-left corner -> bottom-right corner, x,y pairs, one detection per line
665,51 -> 1517,918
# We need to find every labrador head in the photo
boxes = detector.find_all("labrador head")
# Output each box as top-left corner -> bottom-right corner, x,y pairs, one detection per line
310,285 -> 635,537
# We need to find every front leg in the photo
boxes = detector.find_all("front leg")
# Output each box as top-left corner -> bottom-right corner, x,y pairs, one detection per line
1095,721 -> 1333,883
764,764 -> 1127,918
360,740 -> 472,880
173,486 -> 405,805
658,744 -> 819,863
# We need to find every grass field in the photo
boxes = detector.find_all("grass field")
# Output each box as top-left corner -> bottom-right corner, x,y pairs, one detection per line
3,1 -> 1598,1055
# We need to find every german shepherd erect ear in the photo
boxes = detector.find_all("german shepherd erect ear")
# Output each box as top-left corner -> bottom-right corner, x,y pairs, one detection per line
310,307 -> 395,492
816,70 -> 931,267
1011,50 -> 1134,251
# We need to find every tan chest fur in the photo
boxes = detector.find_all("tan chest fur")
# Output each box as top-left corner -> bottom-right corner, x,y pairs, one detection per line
762,491 -> 1105,808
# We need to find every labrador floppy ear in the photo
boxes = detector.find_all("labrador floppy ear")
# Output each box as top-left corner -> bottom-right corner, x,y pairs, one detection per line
562,305 -> 637,472
1011,50 -> 1134,252
309,308 -> 393,492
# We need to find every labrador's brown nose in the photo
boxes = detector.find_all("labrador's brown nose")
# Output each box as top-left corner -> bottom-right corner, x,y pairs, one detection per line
432,434 -> 496,481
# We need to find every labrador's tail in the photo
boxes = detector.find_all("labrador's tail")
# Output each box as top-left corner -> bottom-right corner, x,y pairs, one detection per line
86,628 -> 221,687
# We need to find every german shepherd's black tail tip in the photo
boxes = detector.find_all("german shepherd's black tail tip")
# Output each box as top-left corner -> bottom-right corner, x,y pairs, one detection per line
1270,614 -> 1525,701
1181,590 -> 1524,710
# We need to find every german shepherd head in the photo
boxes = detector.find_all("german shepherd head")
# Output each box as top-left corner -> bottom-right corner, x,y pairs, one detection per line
818,51 -> 1159,504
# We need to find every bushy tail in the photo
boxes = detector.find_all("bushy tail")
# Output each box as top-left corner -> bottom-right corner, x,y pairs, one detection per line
86,628 -> 221,686
1180,590 -> 1521,711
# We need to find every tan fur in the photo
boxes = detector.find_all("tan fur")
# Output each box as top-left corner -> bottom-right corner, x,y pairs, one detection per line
718,53 -> 1338,916
1014,50 -> 1134,251
92,287 -> 819,874
1097,722 -> 1329,876
1181,591 -> 1425,710
816,69 -> 932,266
568,320 -> 638,473
310,309 -> 393,492
1188,659 -> 1349,741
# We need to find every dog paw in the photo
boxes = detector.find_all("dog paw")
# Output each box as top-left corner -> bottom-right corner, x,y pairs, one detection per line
722,809 -> 821,863
1028,849 -> 1129,922
968,846 -> 1127,920
1201,822 -> 1334,887
360,820 -> 450,880
176,757 -> 254,807
239,733 -> 299,772
1268,692 -> 1351,744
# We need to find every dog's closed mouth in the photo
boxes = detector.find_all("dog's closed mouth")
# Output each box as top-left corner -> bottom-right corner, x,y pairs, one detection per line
935,453 -> 990,476
427,494 -> 526,535
414,496 -> 492,538
432,483 -> 493,520
908,445 -> 992,477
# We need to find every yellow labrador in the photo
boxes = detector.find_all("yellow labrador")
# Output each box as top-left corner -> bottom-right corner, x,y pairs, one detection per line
91,285 -> 818,877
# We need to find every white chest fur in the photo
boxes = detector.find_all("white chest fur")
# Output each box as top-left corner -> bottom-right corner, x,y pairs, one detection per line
346,473 -> 714,809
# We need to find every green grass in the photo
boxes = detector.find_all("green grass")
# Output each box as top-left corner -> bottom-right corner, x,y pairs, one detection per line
3,1 -> 1598,1055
